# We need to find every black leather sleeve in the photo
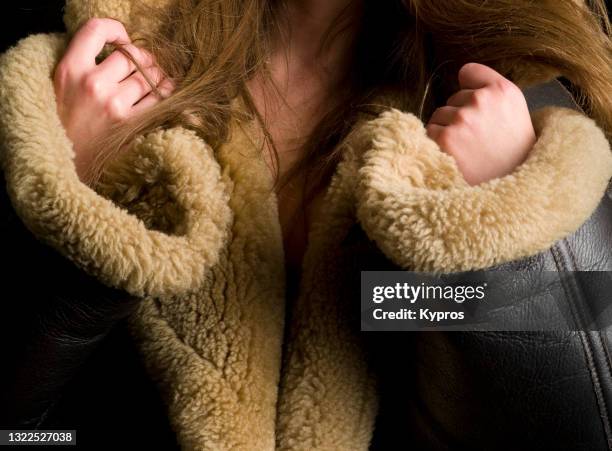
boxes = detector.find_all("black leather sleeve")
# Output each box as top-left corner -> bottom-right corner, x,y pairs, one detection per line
0,173 -> 142,428
362,193 -> 612,451
337,79 -> 612,450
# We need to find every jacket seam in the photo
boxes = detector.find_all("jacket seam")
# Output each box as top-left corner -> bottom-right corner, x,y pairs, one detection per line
551,242 -> 612,450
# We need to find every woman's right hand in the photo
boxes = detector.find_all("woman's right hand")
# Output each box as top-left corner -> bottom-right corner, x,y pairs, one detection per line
54,18 -> 173,179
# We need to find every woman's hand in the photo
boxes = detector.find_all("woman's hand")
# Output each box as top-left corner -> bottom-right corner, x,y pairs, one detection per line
426,63 -> 536,186
54,18 -> 173,179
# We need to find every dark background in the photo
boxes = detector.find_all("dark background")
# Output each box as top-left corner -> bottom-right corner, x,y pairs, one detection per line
1,1 -> 611,53
1,1 -> 65,52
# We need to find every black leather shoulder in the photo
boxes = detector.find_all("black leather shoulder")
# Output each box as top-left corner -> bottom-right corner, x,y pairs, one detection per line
0,171 -> 141,429
363,191 -> 612,451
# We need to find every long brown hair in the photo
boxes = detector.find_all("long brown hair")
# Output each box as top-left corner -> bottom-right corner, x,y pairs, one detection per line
87,0 -> 612,197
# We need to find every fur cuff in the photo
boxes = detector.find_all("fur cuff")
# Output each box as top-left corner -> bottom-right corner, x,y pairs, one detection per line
355,107 -> 612,272
0,34 -> 231,297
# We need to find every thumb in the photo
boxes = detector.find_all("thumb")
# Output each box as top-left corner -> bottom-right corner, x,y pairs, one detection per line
458,62 -> 506,90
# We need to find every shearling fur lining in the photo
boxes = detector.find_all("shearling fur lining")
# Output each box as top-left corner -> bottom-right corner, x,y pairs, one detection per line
355,107 -> 612,272
2,3 -> 611,449
0,34 -> 231,298
64,0 -> 176,36
275,146 -> 379,450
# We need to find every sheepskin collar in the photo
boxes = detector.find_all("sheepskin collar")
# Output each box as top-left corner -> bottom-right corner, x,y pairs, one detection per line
58,0 -> 611,274
0,1 -> 610,450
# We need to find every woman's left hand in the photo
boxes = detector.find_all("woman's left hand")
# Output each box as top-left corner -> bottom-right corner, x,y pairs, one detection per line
426,63 -> 536,186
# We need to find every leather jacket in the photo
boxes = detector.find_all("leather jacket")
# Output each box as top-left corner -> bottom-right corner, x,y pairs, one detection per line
364,82 -> 612,450
0,171 -> 176,447
368,194 -> 612,451
0,50 -> 610,450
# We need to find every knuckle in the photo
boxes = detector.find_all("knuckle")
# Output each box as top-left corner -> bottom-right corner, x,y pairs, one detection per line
159,79 -> 176,97
82,18 -> 105,34
82,18 -> 126,38
152,67 -> 165,84
82,74 -> 105,99
459,63 -> 471,74
120,45 -> 153,71
113,48 -> 136,70
436,129 -> 455,151
53,62 -> 72,86
454,109 -> 471,126
494,78 -> 518,96
109,18 -> 126,31
471,89 -> 488,107
136,47 -> 154,66
105,96 -> 127,121
459,62 -> 478,77
429,108 -> 442,121
136,74 -> 150,91
110,18 -> 127,33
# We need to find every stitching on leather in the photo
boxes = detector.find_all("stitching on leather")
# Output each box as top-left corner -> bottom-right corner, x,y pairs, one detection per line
599,333 -> 612,402
552,242 -> 612,449
571,209 -> 612,450
580,331 -> 612,451
561,238 -> 595,330
596,331 -> 612,410
560,239 -> 608,361
564,237 -> 580,271
583,224 -> 612,424
550,244 -> 587,328
562,241 -> 612,449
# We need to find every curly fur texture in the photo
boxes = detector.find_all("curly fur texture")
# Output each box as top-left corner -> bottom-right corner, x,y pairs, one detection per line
354,108 -> 612,272
0,34 -> 231,299
64,0 -> 176,35
0,1 -> 610,450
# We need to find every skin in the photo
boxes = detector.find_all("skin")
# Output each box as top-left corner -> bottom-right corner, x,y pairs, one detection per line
246,0 -> 366,270
426,62 -> 536,185
54,18 -> 174,179
54,3 -> 537,270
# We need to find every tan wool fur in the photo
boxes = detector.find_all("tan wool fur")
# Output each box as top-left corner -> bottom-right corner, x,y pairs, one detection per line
0,0 -> 610,449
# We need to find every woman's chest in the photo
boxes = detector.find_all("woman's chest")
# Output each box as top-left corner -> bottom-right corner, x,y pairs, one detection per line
277,178 -> 327,272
